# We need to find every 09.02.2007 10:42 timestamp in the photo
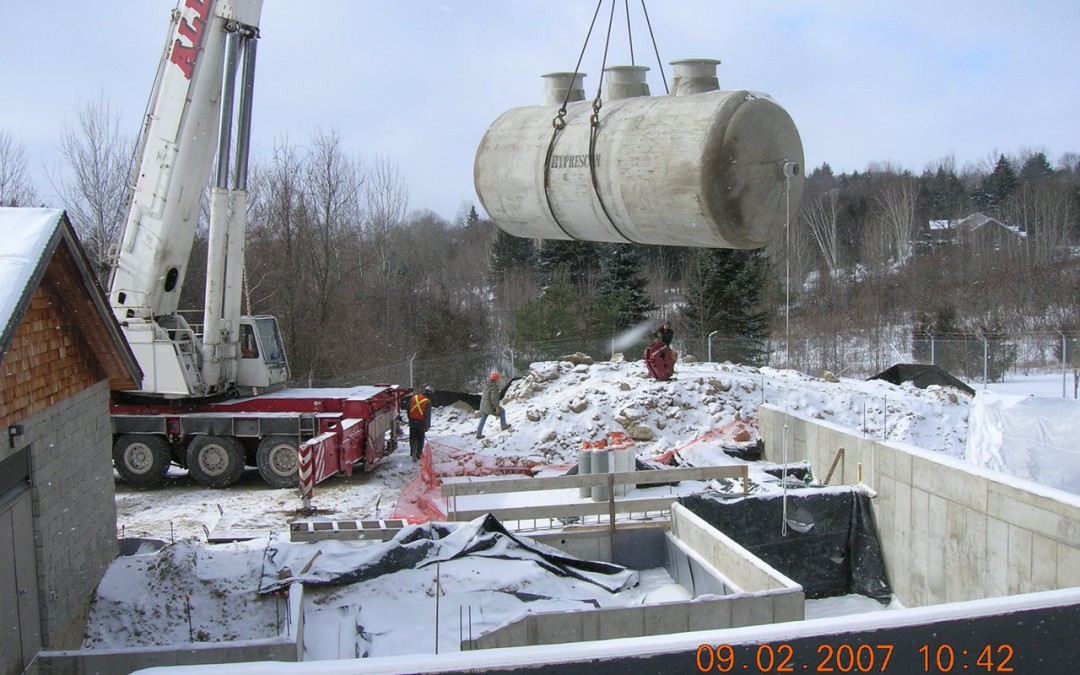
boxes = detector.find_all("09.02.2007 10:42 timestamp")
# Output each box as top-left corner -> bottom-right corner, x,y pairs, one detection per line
694,642 -> 1015,672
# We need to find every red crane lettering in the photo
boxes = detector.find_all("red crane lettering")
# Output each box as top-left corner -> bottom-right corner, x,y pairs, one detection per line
168,0 -> 213,80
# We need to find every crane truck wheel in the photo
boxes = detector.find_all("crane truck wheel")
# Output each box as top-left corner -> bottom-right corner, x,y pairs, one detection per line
113,434 -> 171,487
256,436 -> 299,489
186,436 -> 246,488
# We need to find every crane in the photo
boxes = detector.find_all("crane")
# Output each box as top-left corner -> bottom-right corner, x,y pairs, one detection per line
108,0 -> 406,493
109,0 -> 280,399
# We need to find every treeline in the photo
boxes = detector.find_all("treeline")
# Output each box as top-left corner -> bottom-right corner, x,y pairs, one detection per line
3,102 -> 1079,381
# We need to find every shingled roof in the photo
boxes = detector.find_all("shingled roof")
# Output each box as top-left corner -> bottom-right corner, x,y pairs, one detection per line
0,207 -> 141,390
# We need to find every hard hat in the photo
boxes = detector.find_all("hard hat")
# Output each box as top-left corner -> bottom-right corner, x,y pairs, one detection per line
489,372 -> 500,381
423,385 -> 433,395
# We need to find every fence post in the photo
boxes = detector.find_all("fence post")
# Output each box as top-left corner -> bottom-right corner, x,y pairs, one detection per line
981,333 -> 989,390
408,353 -> 417,389
708,330 -> 717,363
1061,330 -> 1068,398
925,331 -> 935,365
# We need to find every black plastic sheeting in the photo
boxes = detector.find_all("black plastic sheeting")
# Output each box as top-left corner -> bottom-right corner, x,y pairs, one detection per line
261,514 -> 637,594
679,488 -> 892,603
869,363 -> 976,396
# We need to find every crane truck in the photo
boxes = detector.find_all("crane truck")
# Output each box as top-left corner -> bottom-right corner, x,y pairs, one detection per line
108,0 -> 407,490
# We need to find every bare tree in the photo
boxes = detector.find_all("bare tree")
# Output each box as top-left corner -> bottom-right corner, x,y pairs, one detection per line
1003,183 -> 1075,267
359,155 -> 409,336
803,188 -> 842,274
874,174 -> 920,265
0,130 -> 38,206
302,129 -> 364,378
54,93 -> 133,284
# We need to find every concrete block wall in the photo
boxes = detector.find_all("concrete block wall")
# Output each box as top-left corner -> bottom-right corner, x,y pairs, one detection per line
20,380 -> 119,649
758,405 -> 1080,607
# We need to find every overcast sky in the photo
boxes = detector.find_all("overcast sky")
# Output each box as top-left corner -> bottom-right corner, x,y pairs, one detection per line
2,1 -> 1077,221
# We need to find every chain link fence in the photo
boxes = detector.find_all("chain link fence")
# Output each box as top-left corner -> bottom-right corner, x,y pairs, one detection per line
306,329 -> 1080,397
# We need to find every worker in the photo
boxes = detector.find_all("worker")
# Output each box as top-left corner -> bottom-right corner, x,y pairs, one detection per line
476,372 -> 511,439
655,319 -> 674,348
406,385 -> 434,460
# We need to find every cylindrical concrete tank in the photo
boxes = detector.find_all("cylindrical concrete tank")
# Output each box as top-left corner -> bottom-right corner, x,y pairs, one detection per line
577,446 -> 593,498
474,59 -> 804,249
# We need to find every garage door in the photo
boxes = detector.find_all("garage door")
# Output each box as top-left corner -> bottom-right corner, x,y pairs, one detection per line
0,483 -> 41,675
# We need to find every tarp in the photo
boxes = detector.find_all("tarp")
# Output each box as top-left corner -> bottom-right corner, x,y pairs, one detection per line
868,363 -> 975,396
260,514 -> 638,594
391,438 -> 539,523
679,488 -> 892,603
966,392 -> 1080,496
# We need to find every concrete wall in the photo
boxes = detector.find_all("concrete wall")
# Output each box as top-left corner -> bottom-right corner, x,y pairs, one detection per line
38,638 -> 297,674
466,515 -> 803,650
669,502 -> 800,594
37,582 -> 305,674
16,380 -> 119,649
758,405 -> 1080,607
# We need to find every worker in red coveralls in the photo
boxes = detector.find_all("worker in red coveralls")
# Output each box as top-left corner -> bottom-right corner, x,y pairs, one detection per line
406,385 -> 433,461
644,320 -> 676,381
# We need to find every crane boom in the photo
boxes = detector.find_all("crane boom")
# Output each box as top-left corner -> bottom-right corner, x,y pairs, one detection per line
108,0 -> 286,398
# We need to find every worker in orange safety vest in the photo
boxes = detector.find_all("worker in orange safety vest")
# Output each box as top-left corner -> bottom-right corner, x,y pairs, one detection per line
406,385 -> 433,460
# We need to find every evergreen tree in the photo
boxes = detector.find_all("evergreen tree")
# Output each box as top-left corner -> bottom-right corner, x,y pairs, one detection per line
1019,151 -> 1054,183
596,243 -> 656,330
509,273 -> 618,344
489,228 -> 535,282
919,166 -> 967,219
680,248 -> 772,365
533,239 -> 600,288
978,155 -> 1018,214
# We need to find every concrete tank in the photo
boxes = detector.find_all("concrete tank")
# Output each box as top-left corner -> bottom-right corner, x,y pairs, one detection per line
474,59 -> 804,249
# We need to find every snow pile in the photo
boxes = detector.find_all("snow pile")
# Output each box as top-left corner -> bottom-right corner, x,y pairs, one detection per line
966,392 -> 1080,494
83,538 -> 280,648
433,359 -> 971,465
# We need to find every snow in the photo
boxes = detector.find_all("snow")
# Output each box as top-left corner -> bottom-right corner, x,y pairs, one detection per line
101,358 -> 1079,664
0,207 -> 62,337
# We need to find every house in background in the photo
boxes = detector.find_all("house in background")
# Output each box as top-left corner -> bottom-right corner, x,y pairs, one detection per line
925,212 -> 1027,253
0,208 -> 140,674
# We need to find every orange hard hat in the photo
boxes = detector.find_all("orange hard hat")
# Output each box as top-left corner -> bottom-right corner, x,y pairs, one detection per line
489,372 -> 500,381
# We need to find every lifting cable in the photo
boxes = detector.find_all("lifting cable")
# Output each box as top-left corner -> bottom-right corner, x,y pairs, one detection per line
638,0 -> 669,95
542,1 -> 669,245
541,1 -> 608,241
585,0 -> 640,244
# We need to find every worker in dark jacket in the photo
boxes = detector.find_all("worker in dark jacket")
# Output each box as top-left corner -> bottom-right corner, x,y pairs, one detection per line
406,385 -> 433,460
655,319 -> 674,347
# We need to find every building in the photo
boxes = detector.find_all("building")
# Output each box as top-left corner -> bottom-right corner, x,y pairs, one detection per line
926,212 -> 1026,253
0,208 -> 140,673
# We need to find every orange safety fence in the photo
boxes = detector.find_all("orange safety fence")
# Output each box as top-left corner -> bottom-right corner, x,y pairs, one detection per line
390,438 -> 541,523
653,414 -> 758,465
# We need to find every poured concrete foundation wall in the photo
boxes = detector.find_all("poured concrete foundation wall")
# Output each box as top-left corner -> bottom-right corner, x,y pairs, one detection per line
467,514 -> 803,650
37,582 -> 305,674
669,503 -> 800,594
758,405 -> 1080,607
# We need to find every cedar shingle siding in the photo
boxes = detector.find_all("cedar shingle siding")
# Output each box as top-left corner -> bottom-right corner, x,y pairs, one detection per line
0,282 -> 102,427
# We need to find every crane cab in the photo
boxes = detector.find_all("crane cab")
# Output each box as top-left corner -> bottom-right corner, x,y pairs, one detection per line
236,315 -> 290,390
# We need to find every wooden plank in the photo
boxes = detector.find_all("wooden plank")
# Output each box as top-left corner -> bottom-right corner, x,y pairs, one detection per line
449,496 -> 680,522
439,465 -> 747,497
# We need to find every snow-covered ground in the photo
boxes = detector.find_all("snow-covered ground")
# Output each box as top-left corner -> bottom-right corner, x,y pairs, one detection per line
100,359 -> 1079,660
